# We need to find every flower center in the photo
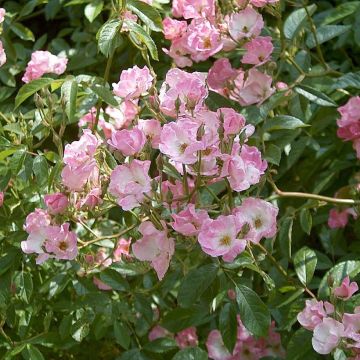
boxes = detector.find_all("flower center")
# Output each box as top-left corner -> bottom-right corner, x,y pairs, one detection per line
254,218 -> 262,229
59,241 -> 68,251
220,235 -> 231,246
203,37 -> 212,49
179,143 -> 188,154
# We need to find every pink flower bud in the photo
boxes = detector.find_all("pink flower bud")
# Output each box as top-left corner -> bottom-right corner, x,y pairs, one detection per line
44,193 -> 68,215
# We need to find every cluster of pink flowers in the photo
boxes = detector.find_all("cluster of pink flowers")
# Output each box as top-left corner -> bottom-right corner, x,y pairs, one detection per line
21,206 -> 77,264
298,276 -> 360,357
22,50 -> 68,83
0,8 -> 6,68
206,316 -> 285,359
337,96 -> 360,159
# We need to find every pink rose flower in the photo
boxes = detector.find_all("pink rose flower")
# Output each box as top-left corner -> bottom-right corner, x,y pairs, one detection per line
342,312 -> 360,344
0,40 -> 6,68
132,221 -> 175,280
44,193 -> 68,215
218,108 -> 246,138
148,325 -> 171,341
206,330 -> 233,360
184,18 -> 223,62
45,223 -> 78,261
22,50 -> 68,83
105,101 -> 138,129
232,197 -> 278,244
312,318 -> 344,355
112,65 -> 153,100
328,208 -> 357,229
297,299 -> 334,331
0,8 -> 6,23
251,0 -> 279,7
79,187 -> 103,209
0,191 -> 4,207
109,160 -> 152,211
79,107 -> 115,139
175,327 -> 198,349
113,238 -> 131,261
172,0 -> 215,19
108,128 -> 146,156
171,204 -> 210,236
163,37 -> 193,68
159,68 -> 207,117
227,7 -> 264,42
161,179 -> 195,208
163,17 -> 187,40
198,214 -> 246,262
138,119 -> 162,149
242,36 -> 273,66
24,208 -> 51,234
333,276 -> 359,300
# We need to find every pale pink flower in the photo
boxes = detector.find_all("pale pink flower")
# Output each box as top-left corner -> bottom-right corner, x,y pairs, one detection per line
0,8 -> 6,23
0,191 -> 3,207
227,8 -> 264,42
148,325 -> 171,341
171,204 -> 210,236
106,101 -> 138,129
108,128 -> 146,156
159,119 -> 204,164
79,107 -> 115,139
132,221 -> 175,280
312,318 -> 344,355
242,36 -> 273,65
342,312 -> 360,344
163,17 -> 187,40
206,330 -> 233,360
233,197 -> 278,244
297,299 -> 334,331
333,276 -> 359,300
198,215 -> 246,262
138,119 -> 162,149
24,208 -> 51,234
175,327 -> 198,349
44,193 -> 68,215
93,277 -> 112,291
172,0 -> 215,19
109,160 -> 152,211
161,179 -> 195,208
22,50 -> 68,83
113,238 -> 131,261
218,108 -> 246,137
207,58 -> 238,97
221,143 -> 267,192
0,40 -> 6,68
185,18 -> 223,62
232,68 -> 275,106
163,37 -> 193,68
159,68 -> 208,117
45,223 -> 78,260
79,187 -> 103,209
328,208 -> 357,229
112,65 -> 153,100
251,0 -> 279,7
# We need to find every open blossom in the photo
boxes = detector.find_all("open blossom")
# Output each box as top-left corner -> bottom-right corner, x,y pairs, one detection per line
333,276 -> 359,300
112,65 -> 153,100
198,215 -> 246,262
159,68 -> 208,117
163,37 -> 193,68
206,330 -> 233,360
221,143 -> 267,192
163,17 -> 187,40
312,318 -> 344,355
132,221 -> 175,280
172,0 -> 215,19
185,19 -> 222,62
251,0 -> 279,6
233,198 -> 278,244
113,238 -> 131,261
218,107 -> 246,138
159,119 -> 204,164
227,7 -> 264,42
175,327 -> 198,349
0,40 -> 6,68
342,311 -> 360,344
106,101 -> 138,129
108,128 -> 146,156
171,204 -> 209,236
45,223 -> 78,261
44,193 -> 68,215
138,119 -> 162,149
242,36 -> 273,65
22,50 -> 68,83
109,160 -> 152,211
297,299 -> 334,331
328,208 -> 357,229
79,187 -> 102,209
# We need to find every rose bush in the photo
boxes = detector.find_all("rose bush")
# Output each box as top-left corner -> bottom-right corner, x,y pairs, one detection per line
0,0 -> 359,359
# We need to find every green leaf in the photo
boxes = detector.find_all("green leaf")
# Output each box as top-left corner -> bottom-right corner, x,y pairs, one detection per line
10,23 -> 35,41
279,217 -> 293,259
300,209 -> 312,235
113,321 -> 130,349
306,25 -> 351,48
99,269 -> 129,291
235,284 -> 271,337
293,247 -> 317,286
125,20 -> 158,60
91,84 -> 118,107
219,303 -> 237,353
331,72 -> 360,90
286,328 -> 319,360
263,115 -> 309,132
21,344 -> 45,360
97,19 -> 122,57
33,155 -> 49,187
71,321 -> 90,342
318,261 -> 360,298
177,263 -> 218,308
323,2 -> 360,25
295,85 -> 337,107
85,0 -> 104,23
18,271 -> 33,304
127,0 -> 162,32
119,349 -> 149,360
144,338 -> 177,353
284,4 -> 317,40
172,347 -> 208,360
61,78 -> 78,123
15,78 -> 55,108
264,144 -> 282,165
